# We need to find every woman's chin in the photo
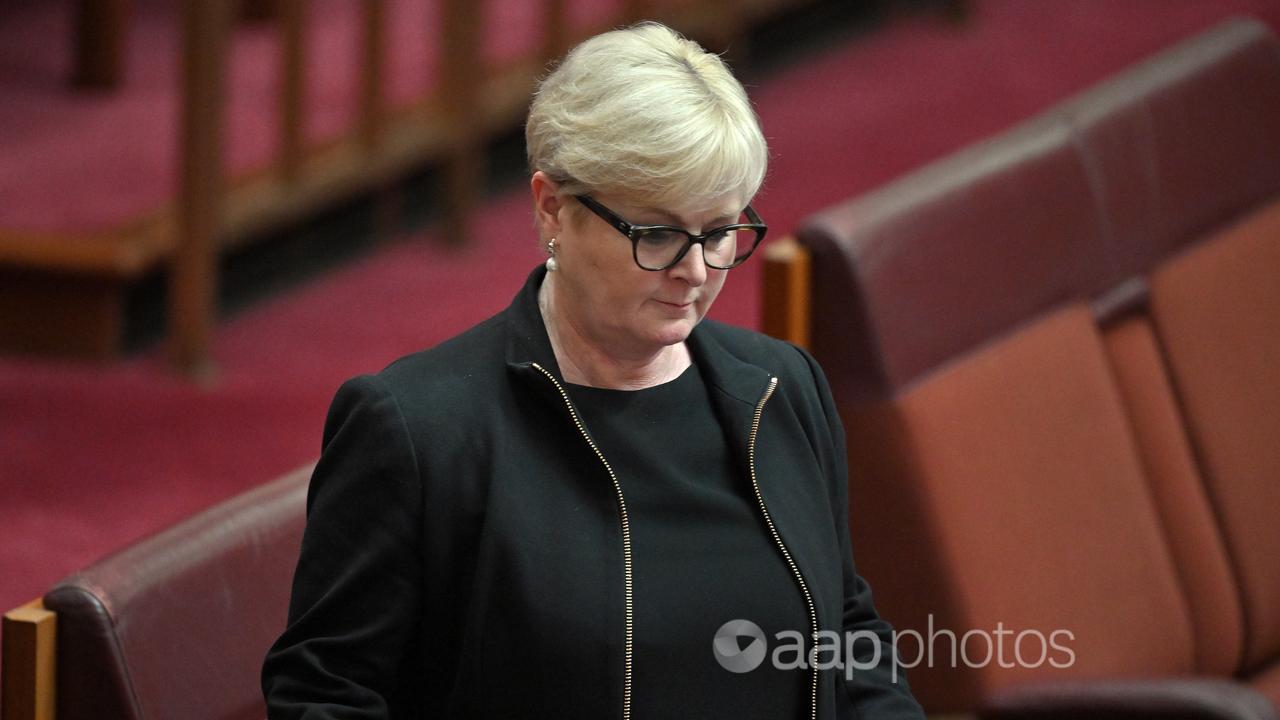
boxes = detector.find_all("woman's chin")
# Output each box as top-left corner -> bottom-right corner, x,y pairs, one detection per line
643,317 -> 698,347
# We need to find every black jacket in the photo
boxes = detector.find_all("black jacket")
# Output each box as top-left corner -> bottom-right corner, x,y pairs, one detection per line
263,265 -> 923,719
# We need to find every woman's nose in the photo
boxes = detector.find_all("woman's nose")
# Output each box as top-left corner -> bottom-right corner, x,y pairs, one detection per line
668,241 -> 707,286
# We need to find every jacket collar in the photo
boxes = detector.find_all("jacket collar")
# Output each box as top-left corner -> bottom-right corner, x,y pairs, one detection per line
502,265 -> 774,406
502,264 -> 563,377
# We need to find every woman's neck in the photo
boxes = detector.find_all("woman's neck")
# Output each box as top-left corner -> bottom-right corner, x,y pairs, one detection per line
538,276 -> 691,390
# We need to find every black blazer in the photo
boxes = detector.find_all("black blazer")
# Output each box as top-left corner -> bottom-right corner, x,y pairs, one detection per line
262,265 -> 923,719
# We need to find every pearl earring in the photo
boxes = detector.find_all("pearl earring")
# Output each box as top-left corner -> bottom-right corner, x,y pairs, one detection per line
545,238 -> 558,272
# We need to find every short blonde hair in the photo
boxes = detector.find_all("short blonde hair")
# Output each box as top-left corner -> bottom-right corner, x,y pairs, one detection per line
526,22 -> 768,209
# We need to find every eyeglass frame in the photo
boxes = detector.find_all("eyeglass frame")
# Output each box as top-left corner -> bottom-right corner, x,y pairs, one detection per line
573,194 -> 768,271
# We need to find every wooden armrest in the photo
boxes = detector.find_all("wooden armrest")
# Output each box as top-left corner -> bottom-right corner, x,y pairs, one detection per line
761,236 -> 813,348
2,600 -> 57,720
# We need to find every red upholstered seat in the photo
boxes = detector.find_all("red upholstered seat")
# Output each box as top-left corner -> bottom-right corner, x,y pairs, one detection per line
1101,315 -> 1244,677
791,15 -> 1280,717
1255,662 -> 1280,708
799,17 -> 1280,406
845,306 -> 1197,709
1149,200 -> 1280,678
39,464 -> 311,720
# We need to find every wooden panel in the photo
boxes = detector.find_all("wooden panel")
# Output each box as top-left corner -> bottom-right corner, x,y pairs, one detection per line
761,237 -> 811,348
1,601 -> 57,720
0,217 -> 168,277
0,267 -> 124,358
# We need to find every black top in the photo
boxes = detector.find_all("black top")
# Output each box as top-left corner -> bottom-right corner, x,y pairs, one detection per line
568,363 -> 808,718
263,266 -> 925,719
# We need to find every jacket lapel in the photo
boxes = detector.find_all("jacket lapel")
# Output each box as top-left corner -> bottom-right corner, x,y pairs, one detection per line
687,327 -> 835,633
503,266 -> 835,634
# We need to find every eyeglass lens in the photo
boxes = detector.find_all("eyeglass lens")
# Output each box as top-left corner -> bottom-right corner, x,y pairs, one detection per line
634,224 -> 762,270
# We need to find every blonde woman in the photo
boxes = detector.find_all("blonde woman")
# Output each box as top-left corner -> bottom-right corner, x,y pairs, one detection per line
263,22 -> 923,719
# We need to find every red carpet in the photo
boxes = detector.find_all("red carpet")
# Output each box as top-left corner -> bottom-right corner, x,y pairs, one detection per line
3,0 -> 1280,620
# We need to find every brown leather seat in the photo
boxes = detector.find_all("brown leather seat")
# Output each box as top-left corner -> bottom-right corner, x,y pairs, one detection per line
791,16 -> 1280,718
36,464 -> 311,720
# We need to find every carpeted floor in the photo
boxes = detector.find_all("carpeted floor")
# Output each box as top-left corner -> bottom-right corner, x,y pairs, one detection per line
3,0 -> 1279,621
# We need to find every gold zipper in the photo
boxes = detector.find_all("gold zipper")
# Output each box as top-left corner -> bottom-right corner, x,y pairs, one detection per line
532,363 -> 634,720
749,377 -> 820,720
533,366 -> 817,720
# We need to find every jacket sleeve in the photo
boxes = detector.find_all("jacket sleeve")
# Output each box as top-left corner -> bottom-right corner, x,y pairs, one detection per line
262,374 -> 424,719
795,346 -> 926,719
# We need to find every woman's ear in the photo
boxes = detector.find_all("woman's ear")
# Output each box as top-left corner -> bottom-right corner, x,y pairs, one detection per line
531,171 -> 565,240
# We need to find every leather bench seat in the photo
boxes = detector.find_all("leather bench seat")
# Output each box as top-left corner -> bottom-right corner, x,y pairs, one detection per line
844,305 -> 1199,709
37,464 -> 311,720
789,16 -> 1280,717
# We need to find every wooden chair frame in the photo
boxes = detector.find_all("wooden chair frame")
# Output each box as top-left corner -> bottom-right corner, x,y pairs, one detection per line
760,235 -> 813,348
1,602 -> 56,720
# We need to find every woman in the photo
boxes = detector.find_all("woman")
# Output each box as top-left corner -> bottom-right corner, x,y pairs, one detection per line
263,22 -> 923,719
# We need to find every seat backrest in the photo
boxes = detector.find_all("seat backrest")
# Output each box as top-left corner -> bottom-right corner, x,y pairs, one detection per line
800,16 -> 1280,404
841,304 -> 1199,709
1147,200 -> 1280,674
42,464 -> 311,720
1097,311 -> 1245,677
794,16 -> 1280,710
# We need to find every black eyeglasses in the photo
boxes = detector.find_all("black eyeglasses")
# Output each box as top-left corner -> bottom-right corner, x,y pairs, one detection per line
574,194 -> 768,271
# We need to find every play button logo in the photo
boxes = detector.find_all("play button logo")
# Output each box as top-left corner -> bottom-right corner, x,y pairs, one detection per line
713,619 -> 767,673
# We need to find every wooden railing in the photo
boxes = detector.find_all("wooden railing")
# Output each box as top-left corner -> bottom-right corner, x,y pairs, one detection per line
168,0 -> 653,374
59,0 -> 807,373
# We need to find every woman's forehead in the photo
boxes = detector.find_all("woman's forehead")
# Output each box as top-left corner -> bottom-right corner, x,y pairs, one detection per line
605,193 -> 745,225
